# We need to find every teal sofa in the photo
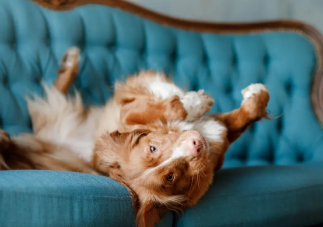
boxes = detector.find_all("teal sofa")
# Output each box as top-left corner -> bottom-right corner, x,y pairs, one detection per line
1,0 -> 323,226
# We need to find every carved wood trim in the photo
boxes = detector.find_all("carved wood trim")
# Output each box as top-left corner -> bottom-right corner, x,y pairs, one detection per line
30,0 -> 323,125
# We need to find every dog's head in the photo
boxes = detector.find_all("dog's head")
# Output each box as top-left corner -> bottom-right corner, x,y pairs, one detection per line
94,129 -> 216,227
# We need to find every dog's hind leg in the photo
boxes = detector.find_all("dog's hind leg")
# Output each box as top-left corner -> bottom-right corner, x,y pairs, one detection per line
54,47 -> 81,94
25,47 -> 101,163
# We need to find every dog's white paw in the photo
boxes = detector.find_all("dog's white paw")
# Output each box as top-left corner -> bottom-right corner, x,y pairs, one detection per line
240,83 -> 270,119
181,90 -> 214,121
60,47 -> 81,68
0,130 -> 11,151
241,83 -> 267,103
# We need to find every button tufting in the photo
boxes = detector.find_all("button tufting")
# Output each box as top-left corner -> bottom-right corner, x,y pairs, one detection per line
2,75 -> 9,87
34,76 -> 42,84
297,152 -> 304,163
0,0 -> 321,167
263,53 -> 270,65
202,53 -> 208,64
248,124 -> 256,133
285,81 -> 293,96
276,116 -> 283,134
109,45 -> 116,52
225,84 -> 232,94
171,51 -> 177,62
232,54 -> 237,66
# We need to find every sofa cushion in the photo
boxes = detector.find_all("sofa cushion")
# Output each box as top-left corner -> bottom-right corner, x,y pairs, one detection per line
0,170 -> 173,227
175,166 -> 323,227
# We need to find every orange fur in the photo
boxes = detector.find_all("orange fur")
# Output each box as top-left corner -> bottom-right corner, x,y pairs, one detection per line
0,47 -> 270,227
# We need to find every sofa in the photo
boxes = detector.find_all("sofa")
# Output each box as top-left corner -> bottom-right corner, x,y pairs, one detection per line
1,0 -> 323,226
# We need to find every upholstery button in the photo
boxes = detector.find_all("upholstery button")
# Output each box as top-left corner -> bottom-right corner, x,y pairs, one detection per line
264,54 -> 269,65
285,81 -> 292,96
232,55 -> 237,66
297,152 -> 304,163
34,76 -> 42,84
276,116 -> 283,134
203,54 -> 208,64
2,75 -> 9,87
109,45 -> 116,52
140,46 -> 146,57
225,84 -> 232,94
238,153 -> 247,162
248,124 -> 255,133
171,51 -> 177,62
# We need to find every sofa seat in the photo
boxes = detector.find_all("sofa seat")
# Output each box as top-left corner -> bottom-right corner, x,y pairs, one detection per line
0,171 -> 137,227
176,165 -> 323,227
0,170 -> 174,227
1,166 -> 323,227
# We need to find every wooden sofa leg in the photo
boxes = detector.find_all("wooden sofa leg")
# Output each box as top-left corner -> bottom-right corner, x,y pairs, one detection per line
54,47 -> 81,94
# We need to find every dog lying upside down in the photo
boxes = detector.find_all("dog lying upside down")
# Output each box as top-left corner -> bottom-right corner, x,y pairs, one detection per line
0,47 -> 270,227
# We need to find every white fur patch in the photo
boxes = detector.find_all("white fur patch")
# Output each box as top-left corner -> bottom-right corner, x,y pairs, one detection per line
146,74 -> 185,100
142,118 -> 226,177
174,118 -> 226,143
26,84 -> 102,163
241,83 -> 267,103
180,90 -> 214,121
146,74 -> 213,121
149,146 -> 187,172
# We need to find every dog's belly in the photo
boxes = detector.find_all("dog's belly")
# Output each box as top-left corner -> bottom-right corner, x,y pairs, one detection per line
27,85 -> 105,163
94,99 -> 121,138
35,106 -> 103,163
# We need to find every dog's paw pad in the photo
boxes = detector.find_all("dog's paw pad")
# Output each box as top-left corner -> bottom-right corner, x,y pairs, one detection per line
181,91 -> 215,121
60,47 -> 81,68
0,130 -> 11,150
242,83 -> 267,103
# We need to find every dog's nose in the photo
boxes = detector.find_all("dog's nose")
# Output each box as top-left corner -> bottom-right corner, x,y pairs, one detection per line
189,139 -> 203,156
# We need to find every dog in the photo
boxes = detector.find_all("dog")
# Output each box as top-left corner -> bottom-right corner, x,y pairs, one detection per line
0,47 -> 270,227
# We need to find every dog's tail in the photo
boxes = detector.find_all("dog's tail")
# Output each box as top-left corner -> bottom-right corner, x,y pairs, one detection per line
0,130 -> 11,170
0,132 -> 97,174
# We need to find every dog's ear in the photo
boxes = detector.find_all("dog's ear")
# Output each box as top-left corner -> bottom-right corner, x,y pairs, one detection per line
109,129 -> 150,148
136,201 -> 164,227
94,130 -> 150,166
114,83 -> 139,106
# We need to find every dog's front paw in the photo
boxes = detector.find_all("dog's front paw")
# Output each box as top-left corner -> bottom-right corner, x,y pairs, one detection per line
181,90 -> 215,121
0,130 -> 11,151
60,47 -> 81,69
241,83 -> 269,119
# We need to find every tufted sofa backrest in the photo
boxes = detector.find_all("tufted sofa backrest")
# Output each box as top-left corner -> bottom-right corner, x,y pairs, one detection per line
0,0 -> 322,167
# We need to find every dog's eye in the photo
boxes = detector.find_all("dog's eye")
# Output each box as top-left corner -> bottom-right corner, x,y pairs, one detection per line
167,173 -> 174,182
150,146 -> 157,152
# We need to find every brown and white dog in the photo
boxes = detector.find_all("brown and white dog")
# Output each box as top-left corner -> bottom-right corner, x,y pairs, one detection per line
0,47 -> 270,227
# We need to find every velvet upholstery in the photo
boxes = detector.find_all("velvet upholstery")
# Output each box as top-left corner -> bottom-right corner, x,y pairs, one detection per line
0,0 -> 323,226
